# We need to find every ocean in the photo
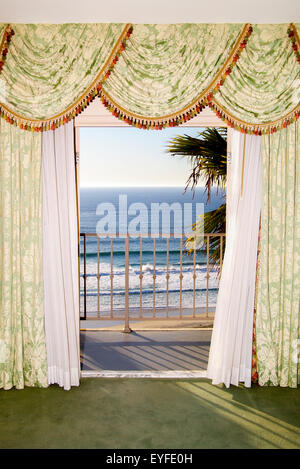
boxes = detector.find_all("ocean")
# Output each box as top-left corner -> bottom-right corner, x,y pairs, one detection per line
80,187 -> 225,315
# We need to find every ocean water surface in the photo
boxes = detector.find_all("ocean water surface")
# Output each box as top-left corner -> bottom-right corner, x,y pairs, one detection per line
80,187 -> 225,315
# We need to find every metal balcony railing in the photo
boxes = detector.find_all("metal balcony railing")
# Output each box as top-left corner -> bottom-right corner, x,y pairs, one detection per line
80,233 -> 225,331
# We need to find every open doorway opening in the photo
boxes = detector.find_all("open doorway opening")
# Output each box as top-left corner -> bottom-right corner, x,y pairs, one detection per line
75,99 -> 229,376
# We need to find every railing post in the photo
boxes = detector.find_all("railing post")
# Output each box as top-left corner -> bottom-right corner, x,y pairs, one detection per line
193,246 -> 196,318
79,231 -> 225,324
179,236 -> 183,318
97,236 -> 100,318
110,238 -> 114,318
166,237 -> 169,318
83,233 -> 87,320
123,235 -> 131,333
152,237 -> 156,318
206,234 -> 210,318
139,236 -> 143,318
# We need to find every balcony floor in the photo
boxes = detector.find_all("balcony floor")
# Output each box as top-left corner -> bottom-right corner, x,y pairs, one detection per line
80,330 -> 211,373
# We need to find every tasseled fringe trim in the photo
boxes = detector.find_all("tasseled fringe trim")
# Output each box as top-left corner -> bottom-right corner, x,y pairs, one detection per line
0,24 -> 14,74
208,100 -> 300,135
97,24 -> 253,130
99,90 -> 211,129
98,23 -> 299,134
0,24 -> 133,132
0,23 -> 252,131
288,23 -> 300,64
98,91 -> 300,135
0,23 -> 299,134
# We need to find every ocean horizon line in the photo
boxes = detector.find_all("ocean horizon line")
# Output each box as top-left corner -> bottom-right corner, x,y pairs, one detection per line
80,185 -> 208,189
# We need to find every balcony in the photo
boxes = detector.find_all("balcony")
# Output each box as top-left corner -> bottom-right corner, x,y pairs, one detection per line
80,232 -> 225,324
80,232 -> 224,376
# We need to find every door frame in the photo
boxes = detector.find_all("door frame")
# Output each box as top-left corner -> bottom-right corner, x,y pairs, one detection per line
73,99 -> 231,330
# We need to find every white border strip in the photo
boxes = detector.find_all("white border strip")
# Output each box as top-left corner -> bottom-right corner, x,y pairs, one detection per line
81,369 -> 207,379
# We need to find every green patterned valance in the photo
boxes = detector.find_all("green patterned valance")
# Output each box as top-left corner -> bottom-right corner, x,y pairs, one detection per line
0,23 -> 131,128
101,22 -> 300,133
0,22 -> 299,134
211,24 -> 300,133
101,23 -> 244,119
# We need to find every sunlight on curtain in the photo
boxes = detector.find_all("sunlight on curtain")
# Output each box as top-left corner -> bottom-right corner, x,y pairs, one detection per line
0,119 -> 48,389
207,131 -> 261,387
256,120 -> 300,387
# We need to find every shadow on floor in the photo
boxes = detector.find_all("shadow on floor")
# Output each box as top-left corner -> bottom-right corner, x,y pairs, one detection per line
80,330 -> 211,371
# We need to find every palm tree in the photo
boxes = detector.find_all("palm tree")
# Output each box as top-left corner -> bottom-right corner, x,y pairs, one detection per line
167,127 -> 227,267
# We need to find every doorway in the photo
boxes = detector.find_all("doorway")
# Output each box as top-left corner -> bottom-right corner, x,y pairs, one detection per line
75,99 -> 229,376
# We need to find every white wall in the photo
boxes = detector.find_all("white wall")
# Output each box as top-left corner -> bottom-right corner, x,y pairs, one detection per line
2,0 -> 300,23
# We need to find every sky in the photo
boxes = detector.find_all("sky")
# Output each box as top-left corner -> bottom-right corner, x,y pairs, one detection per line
79,126 -> 206,188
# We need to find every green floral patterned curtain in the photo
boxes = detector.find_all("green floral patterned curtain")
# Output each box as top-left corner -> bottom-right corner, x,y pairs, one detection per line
212,24 -> 300,126
0,23 -> 125,121
0,21 -> 299,389
0,118 -> 47,389
102,23 -> 242,118
256,120 -> 300,387
95,23 -> 300,130
0,22 -> 298,131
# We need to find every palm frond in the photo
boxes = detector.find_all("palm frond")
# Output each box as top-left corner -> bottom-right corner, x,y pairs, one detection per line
167,127 -> 227,270
186,204 -> 226,271
167,127 -> 227,201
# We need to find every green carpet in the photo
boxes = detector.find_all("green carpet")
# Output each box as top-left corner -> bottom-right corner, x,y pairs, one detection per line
0,379 -> 299,449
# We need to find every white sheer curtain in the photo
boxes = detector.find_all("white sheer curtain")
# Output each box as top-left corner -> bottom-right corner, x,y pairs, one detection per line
207,131 -> 261,388
42,121 -> 80,390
